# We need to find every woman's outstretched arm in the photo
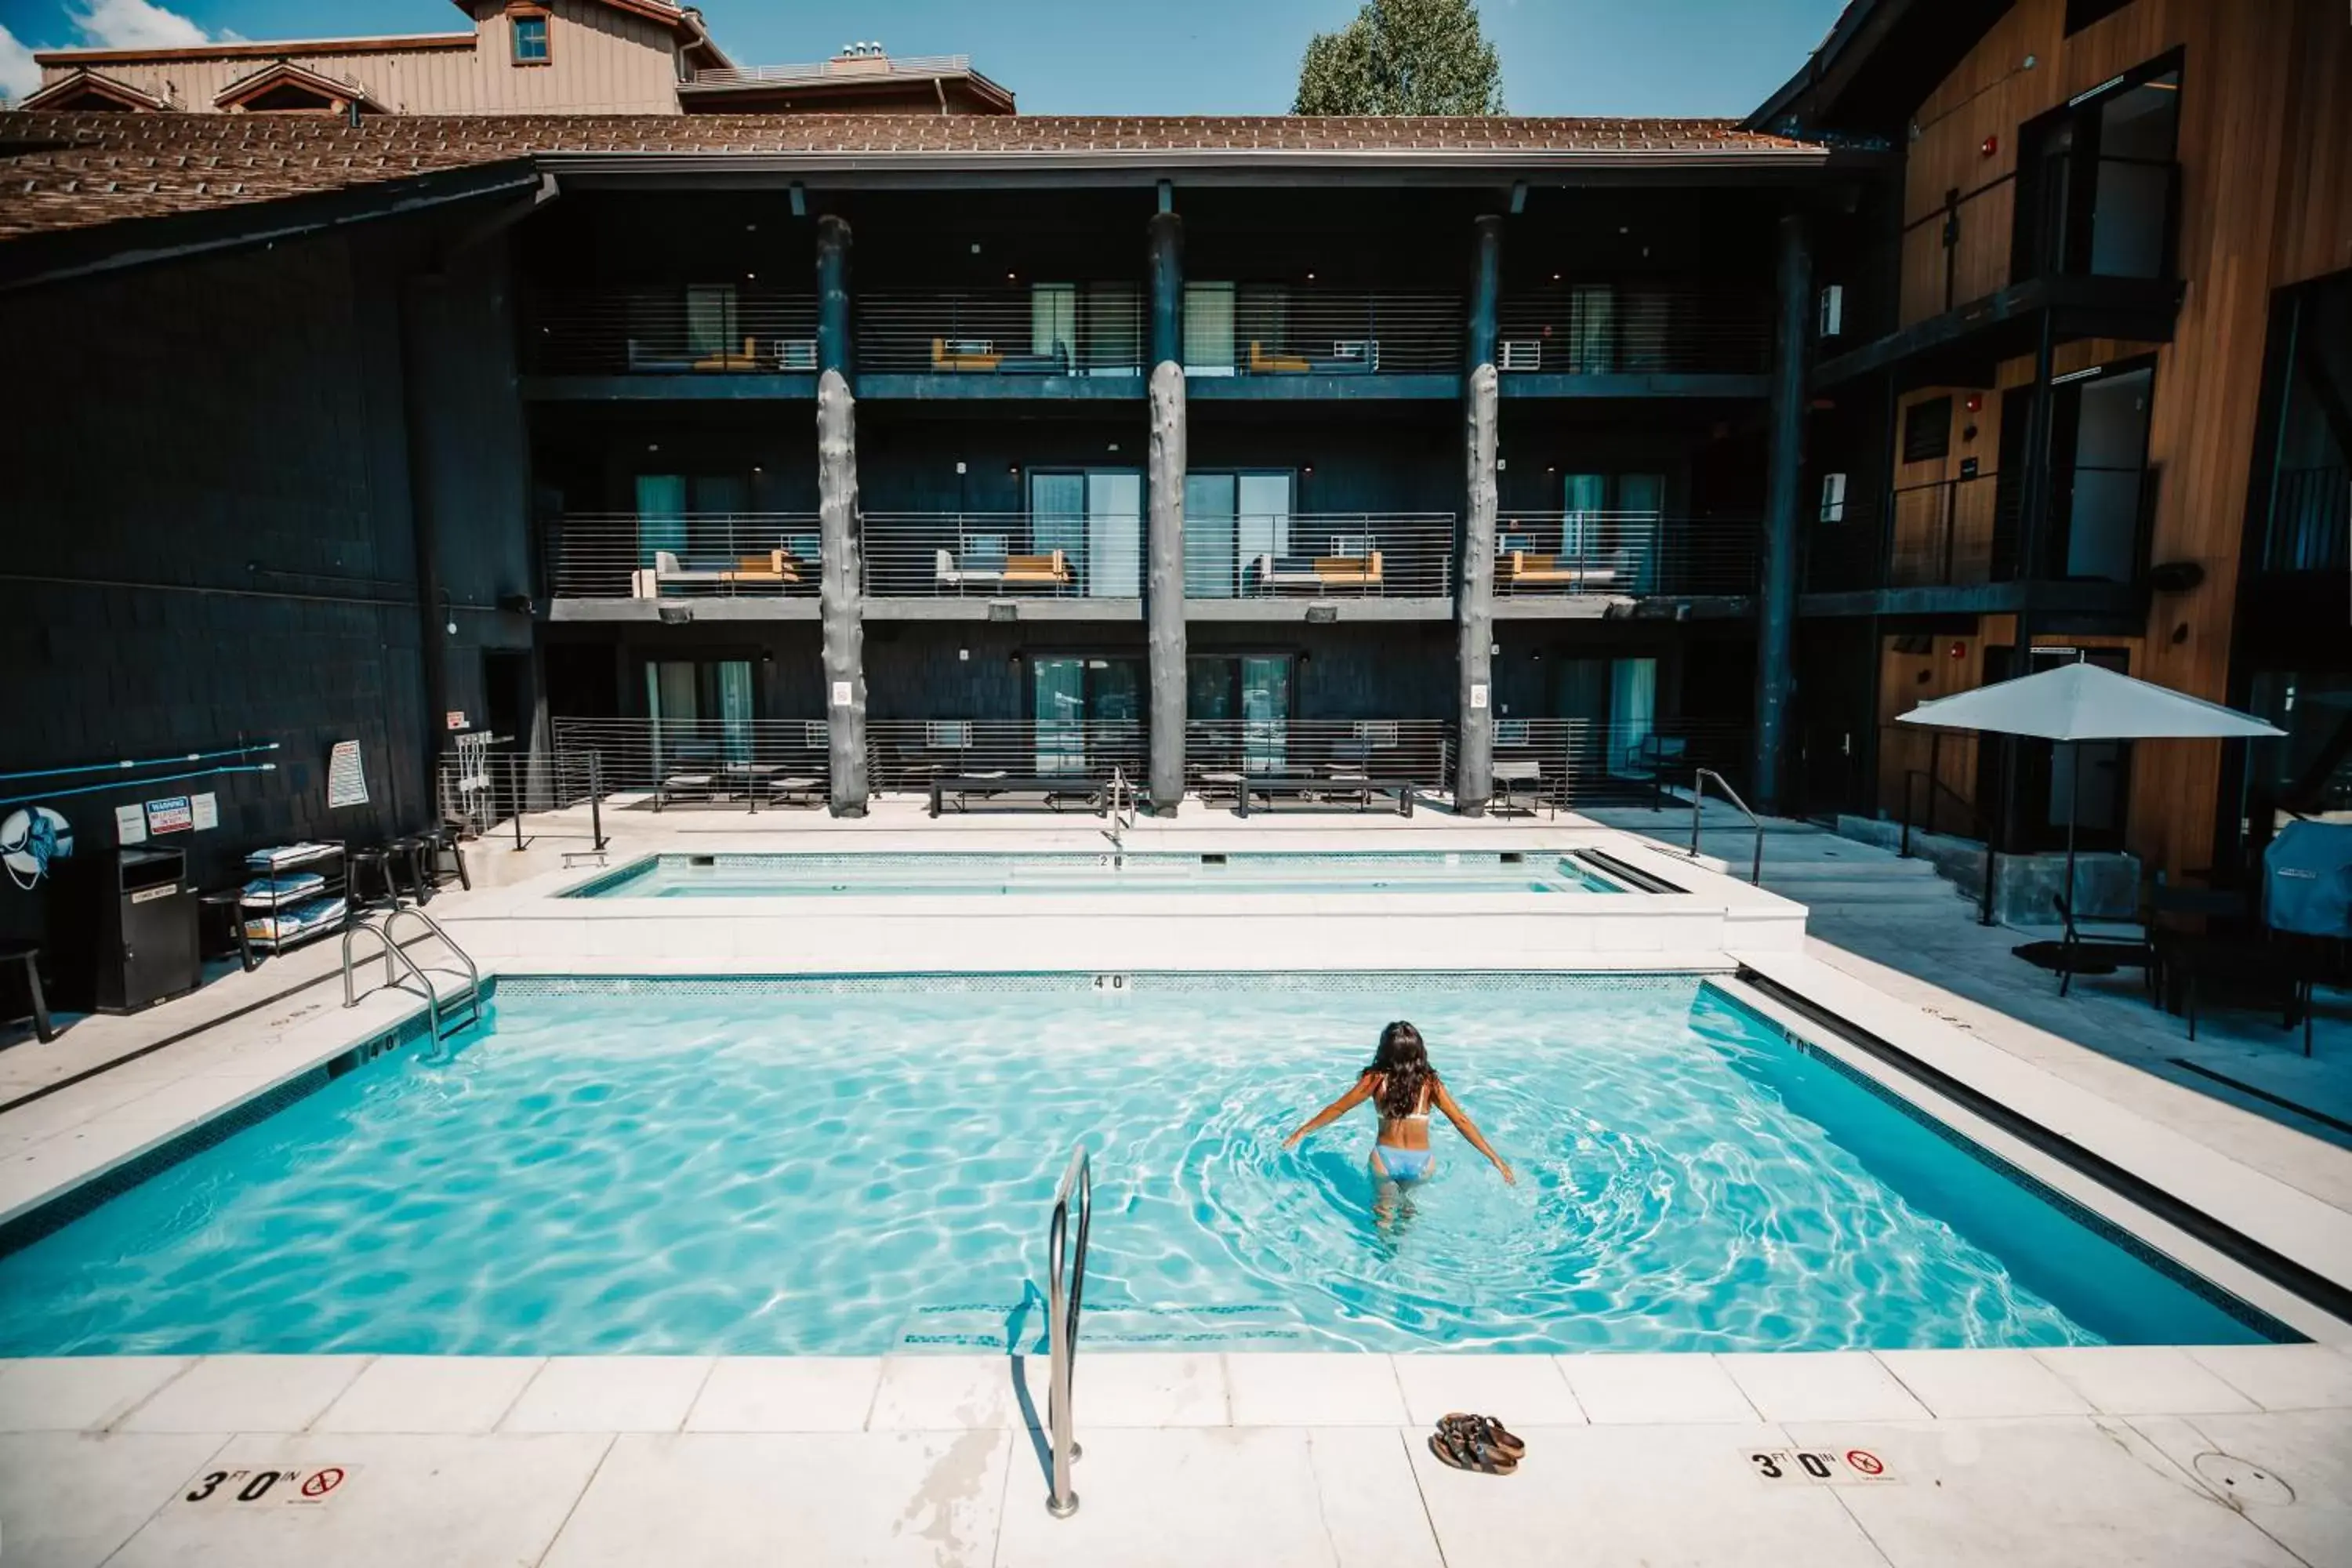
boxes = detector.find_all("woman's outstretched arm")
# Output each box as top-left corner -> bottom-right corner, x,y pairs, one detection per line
1433,1081 -> 1515,1183
1283,1073 -> 1375,1147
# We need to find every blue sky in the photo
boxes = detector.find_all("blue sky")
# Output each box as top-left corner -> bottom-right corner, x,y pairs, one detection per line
1,0 -> 1847,115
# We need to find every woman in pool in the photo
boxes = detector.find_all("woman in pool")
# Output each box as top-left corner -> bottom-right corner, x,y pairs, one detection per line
1283,1021 -> 1515,1186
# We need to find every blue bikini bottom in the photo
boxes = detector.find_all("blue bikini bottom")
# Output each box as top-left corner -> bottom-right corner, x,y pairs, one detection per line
1370,1145 -> 1434,1182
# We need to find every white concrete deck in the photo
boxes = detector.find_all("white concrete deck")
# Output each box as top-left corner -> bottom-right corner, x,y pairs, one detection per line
4,800 -> 2352,1565
3,1345 -> 2347,1566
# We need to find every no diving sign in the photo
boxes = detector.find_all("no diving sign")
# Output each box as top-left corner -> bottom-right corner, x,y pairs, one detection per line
180,1465 -> 356,1509
1749,1448 -> 1897,1486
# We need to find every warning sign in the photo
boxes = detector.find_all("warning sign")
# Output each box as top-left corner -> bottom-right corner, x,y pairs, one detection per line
1748,1448 -> 1897,1486
180,1465 -> 356,1509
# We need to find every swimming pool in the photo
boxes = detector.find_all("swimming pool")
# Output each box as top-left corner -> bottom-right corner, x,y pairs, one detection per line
568,850 -> 1631,898
2,974 -> 2286,1356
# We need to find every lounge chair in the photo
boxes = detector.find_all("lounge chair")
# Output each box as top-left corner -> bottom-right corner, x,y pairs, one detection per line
1493,759 -> 1545,817
931,338 -> 1071,375
934,547 -> 1072,590
2049,894 -> 2154,999
1245,339 -> 1378,375
1255,551 -> 1384,592
630,549 -> 805,598
1499,550 -> 1619,590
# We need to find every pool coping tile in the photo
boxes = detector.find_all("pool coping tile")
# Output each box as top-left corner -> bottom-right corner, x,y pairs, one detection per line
0,1356 -> 198,1433
2183,1343 -> 2352,1412
1222,1352 -> 1410,1428
1715,1351 -> 1932,1423
116,1353 -> 372,1435
685,1356 -> 884,1433
2031,1345 -> 2263,1416
312,1355 -> 549,1434
499,1356 -> 717,1434
1871,1348 -> 2096,1419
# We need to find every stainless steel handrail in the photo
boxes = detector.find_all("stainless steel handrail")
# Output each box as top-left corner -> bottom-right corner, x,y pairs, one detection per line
1690,768 -> 1765,885
383,905 -> 481,1005
1045,1143 -> 1093,1519
340,918 -> 443,1041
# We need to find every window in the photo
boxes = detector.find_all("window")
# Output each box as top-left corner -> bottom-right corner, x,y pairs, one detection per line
511,10 -> 550,64
2013,58 -> 2180,281
1903,396 -> 1954,463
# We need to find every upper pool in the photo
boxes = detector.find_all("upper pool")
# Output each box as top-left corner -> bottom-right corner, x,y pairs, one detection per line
0,974 -> 2287,1356
568,849 -> 1632,898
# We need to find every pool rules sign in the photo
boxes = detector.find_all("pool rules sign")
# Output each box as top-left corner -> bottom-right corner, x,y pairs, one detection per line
178,1463 -> 357,1510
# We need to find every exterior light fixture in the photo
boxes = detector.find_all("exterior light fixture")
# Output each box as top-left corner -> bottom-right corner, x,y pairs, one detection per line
658,604 -> 694,626
1305,604 -> 1338,624
989,601 -> 1019,622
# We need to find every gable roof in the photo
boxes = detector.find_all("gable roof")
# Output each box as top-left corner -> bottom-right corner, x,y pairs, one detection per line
213,60 -> 388,115
0,111 -> 1826,249
448,0 -> 731,70
18,69 -> 169,114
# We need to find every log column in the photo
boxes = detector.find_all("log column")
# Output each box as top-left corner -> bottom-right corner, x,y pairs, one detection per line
1455,214 -> 1504,815
815,213 -> 868,816
1146,206 -> 1188,815
1753,210 -> 1812,812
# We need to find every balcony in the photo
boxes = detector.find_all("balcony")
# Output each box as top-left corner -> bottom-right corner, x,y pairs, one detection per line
1181,719 -> 1453,793
550,716 -> 833,801
523,288 -> 818,383
1495,285 -> 1772,394
869,719 -> 1145,793
1493,513 -> 1759,604
545,514 -> 822,617
1184,514 -> 1454,609
856,289 -> 1145,394
864,513 -> 1133,610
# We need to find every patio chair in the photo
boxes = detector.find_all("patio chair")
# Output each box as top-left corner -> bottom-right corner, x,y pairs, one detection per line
2151,874 -> 2314,1049
934,546 -> 1072,591
1499,550 -> 1619,591
1493,759 -> 1544,818
1254,551 -> 1384,592
2050,894 -> 2154,999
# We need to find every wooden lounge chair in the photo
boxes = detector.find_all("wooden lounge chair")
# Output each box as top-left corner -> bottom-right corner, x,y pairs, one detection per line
691,336 -> 764,372
718,549 -> 806,586
1255,551 -> 1384,592
932,337 -> 1004,372
1500,550 -> 1619,590
630,549 -> 804,597
933,547 -> 1072,590
1247,340 -> 1312,373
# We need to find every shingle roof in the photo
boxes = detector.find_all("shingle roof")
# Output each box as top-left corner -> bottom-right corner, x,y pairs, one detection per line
0,111 -> 1824,244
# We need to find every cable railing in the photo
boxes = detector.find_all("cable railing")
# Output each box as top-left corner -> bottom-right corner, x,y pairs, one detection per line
434,745 -> 610,848
694,53 -> 972,85
856,289 -> 1144,377
1489,719 -> 1750,809
1182,513 -> 1454,599
863,513 -> 1122,598
1181,718 -> 1453,793
868,720 -> 1145,794
523,288 -> 818,376
1496,285 -> 1772,376
548,717 -> 832,804
1494,513 -> 1759,597
546,514 -> 822,600
1188,289 -> 1464,376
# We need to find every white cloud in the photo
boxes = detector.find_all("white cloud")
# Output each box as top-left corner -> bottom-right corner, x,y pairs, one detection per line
69,0 -> 212,49
0,24 -> 41,107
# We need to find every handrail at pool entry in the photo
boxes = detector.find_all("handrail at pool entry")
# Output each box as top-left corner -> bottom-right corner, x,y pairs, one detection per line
1046,1142 -> 1093,1519
341,919 -> 443,1044
382,905 -> 483,1035
1690,768 -> 1764,885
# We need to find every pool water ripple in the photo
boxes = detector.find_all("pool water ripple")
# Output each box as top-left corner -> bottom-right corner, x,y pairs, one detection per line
0,977 -> 2277,1355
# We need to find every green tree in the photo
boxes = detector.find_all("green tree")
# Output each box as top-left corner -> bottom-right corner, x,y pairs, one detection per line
1292,0 -> 1504,116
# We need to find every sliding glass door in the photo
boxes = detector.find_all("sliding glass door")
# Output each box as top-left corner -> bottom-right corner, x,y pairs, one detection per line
1031,655 -> 1145,773
644,657 -> 753,774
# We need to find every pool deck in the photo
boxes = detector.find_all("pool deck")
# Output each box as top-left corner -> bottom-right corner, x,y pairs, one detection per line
5,1345 -> 2349,1566
2,800 -> 2350,1565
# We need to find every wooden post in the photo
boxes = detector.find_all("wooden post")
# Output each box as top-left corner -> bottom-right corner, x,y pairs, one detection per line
1456,214 -> 1503,815
815,214 -> 868,816
1146,206 -> 1186,816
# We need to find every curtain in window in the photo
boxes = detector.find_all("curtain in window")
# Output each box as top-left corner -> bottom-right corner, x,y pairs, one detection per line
1568,285 -> 1615,373
1087,472 -> 1143,597
686,285 -> 736,358
1618,473 -> 1664,593
1237,285 -> 1290,365
1561,473 -> 1606,560
715,660 -> 753,765
1183,282 -> 1236,376
1033,656 -> 1087,772
1610,658 -> 1657,778
1084,285 -> 1141,376
636,474 -> 688,567
1031,283 -> 1077,365
645,659 -> 698,779
1241,655 -> 1290,771
1029,471 -> 1087,571
1185,473 -> 1239,597
1237,473 -> 1293,583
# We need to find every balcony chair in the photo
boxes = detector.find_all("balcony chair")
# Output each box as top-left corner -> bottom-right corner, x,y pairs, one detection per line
630,549 -> 804,598
933,546 -> 1071,591
1500,550 -> 1619,590
1255,551 -> 1384,592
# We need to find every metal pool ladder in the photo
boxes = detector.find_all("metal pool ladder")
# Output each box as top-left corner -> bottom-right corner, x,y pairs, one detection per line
1046,1142 -> 1093,1519
341,905 -> 483,1039
1104,766 -> 1138,851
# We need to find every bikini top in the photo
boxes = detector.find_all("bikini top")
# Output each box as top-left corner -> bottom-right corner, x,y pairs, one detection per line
1373,1074 -> 1433,1122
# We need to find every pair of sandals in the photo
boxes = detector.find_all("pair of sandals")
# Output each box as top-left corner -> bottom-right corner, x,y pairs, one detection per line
1428,1411 -> 1526,1475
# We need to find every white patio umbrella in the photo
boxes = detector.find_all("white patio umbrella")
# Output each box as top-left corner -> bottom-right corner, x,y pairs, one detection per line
1896,660 -> 2284,918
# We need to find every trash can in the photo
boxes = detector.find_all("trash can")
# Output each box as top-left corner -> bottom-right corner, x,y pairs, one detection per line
52,846 -> 201,1014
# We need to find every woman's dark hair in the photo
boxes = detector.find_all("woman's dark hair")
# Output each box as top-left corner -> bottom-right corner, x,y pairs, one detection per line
1364,1020 -> 1436,1119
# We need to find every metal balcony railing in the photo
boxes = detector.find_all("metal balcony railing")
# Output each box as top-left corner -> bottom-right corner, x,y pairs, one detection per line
1495,285 -> 1772,376
1494,513 -> 1759,597
857,289 -> 1145,377
1192,290 -> 1463,376
1181,719 -> 1453,790
868,720 -> 1145,792
546,514 -> 822,600
1490,718 -> 1751,808
693,54 -> 971,86
1183,514 -> 1454,599
524,289 -> 820,376
864,513 -> 1128,598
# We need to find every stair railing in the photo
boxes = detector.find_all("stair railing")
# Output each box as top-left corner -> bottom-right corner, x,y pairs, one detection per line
1690,768 -> 1765,885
